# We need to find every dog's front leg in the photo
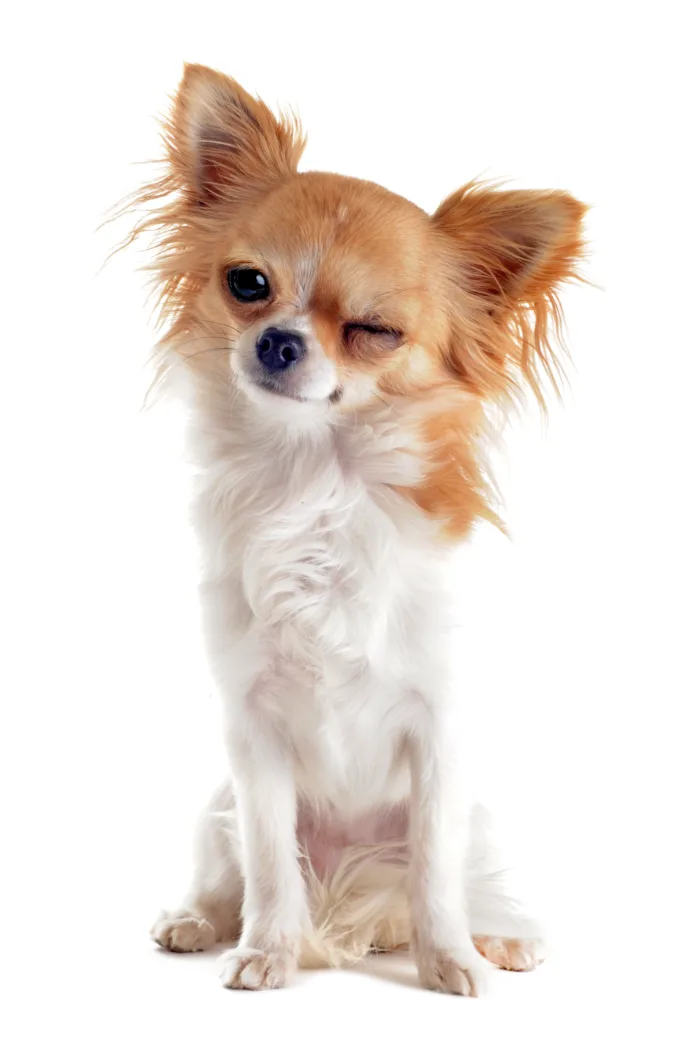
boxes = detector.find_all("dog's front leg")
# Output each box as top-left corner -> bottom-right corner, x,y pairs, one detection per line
218,676 -> 307,990
409,711 -> 490,996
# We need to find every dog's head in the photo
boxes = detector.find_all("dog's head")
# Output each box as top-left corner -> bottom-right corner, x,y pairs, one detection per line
136,64 -> 584,414
129,64 -> 585,531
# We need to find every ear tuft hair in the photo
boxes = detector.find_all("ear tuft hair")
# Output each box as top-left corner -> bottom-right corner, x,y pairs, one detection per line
109,64 -> 305,332
172,63 -> 305,205
433,183 -> 587,407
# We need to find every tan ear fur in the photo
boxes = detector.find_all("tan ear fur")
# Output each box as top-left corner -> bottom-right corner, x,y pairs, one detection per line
171,63 -> 305,204
110,64 -> 305,332
433,183 -> 587,406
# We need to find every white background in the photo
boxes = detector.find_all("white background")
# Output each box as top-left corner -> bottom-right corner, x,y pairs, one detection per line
2,2 -> 694,1041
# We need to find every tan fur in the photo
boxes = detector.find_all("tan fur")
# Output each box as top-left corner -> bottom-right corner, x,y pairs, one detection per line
115,62 -> 586,542
473,935 -> 545,972
396,400 -> 503,539
123,67 -> 584,982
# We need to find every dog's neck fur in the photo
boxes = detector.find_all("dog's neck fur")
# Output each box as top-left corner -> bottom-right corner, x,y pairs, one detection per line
177,356 -> 458,686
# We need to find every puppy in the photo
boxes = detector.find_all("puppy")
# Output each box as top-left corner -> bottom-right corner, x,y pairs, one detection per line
130,63 -> 585,993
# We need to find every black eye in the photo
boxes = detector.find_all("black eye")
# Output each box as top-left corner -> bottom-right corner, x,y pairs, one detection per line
226,267 -> 270,302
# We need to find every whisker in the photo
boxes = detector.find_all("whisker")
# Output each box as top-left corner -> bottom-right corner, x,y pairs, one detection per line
163,334 -> 232,349
185,345 -> 234,361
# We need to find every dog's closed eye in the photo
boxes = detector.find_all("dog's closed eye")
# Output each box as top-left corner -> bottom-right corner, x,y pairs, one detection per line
343,322 -> 403,349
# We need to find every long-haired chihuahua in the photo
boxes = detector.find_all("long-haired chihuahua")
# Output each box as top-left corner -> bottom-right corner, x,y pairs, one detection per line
126,63 -> 585,994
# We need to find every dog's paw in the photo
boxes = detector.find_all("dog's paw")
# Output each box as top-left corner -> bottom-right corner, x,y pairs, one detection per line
474,935 -> 546,972
151,910 -> 216,953
416,946 -> 490,996
219,946 -> 296,990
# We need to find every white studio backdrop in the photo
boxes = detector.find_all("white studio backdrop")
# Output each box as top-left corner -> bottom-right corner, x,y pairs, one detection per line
1,3 -> 694,1042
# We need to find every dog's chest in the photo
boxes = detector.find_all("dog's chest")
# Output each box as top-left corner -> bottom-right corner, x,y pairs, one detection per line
197,424 -> 450,806
243,473 -> 430,803
290,671 -> 412,807
202,431 -> 434,666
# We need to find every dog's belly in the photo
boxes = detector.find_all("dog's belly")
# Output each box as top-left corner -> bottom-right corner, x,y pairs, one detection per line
296,801 -> 409,880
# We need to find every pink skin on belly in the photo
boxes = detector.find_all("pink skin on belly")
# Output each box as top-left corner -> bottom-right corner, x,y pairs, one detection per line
297,803 -> 409,879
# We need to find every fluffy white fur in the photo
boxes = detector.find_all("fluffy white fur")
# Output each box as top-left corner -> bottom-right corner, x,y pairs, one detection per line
134,63 -> 583,996
151,355 -> 545,992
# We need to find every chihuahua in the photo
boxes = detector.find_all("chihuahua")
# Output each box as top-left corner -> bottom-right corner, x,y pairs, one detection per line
129,63 -> 585,993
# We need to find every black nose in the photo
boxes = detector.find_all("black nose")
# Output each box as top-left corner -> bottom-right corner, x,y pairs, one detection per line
255,327 -> 306,372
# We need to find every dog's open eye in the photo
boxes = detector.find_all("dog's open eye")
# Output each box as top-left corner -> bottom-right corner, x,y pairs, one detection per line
226,267 -> 270,302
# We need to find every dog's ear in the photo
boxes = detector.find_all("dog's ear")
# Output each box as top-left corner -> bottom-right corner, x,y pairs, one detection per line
167,63 -> 305,205
432,184 -> 586,402
433,184 -> 585,308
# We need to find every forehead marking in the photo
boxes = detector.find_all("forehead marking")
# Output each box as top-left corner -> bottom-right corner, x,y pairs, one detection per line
282,200 -> 356,308
294,247 -> 320,308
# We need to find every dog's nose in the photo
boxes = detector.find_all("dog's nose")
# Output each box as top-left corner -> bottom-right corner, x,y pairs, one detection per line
255,327 -> 306,372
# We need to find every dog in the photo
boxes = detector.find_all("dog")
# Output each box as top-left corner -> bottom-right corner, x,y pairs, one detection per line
126,63 -> 585,993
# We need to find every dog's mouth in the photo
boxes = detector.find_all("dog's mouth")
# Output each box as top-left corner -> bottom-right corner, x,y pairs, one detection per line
244,370 -> 343,406
253,373 -> 305,400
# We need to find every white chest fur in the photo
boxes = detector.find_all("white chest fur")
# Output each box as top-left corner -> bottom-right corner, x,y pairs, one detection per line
190,390 -> 459,810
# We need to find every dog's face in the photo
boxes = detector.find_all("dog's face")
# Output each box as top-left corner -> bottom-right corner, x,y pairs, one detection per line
215,172 -> 446,413
143,64 -> 585,426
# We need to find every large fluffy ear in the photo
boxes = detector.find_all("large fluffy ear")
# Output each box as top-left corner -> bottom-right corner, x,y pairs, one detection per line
111,65 -> 305,335
433,183 -> 587,403
166,63 -> 305,205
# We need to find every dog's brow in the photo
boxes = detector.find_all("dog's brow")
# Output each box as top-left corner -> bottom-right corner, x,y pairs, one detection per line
363,286 -> 422,309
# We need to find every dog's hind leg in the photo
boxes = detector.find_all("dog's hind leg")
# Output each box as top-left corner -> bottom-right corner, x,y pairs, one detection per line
151,779 -> 243,952
466,804 -> 546,971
